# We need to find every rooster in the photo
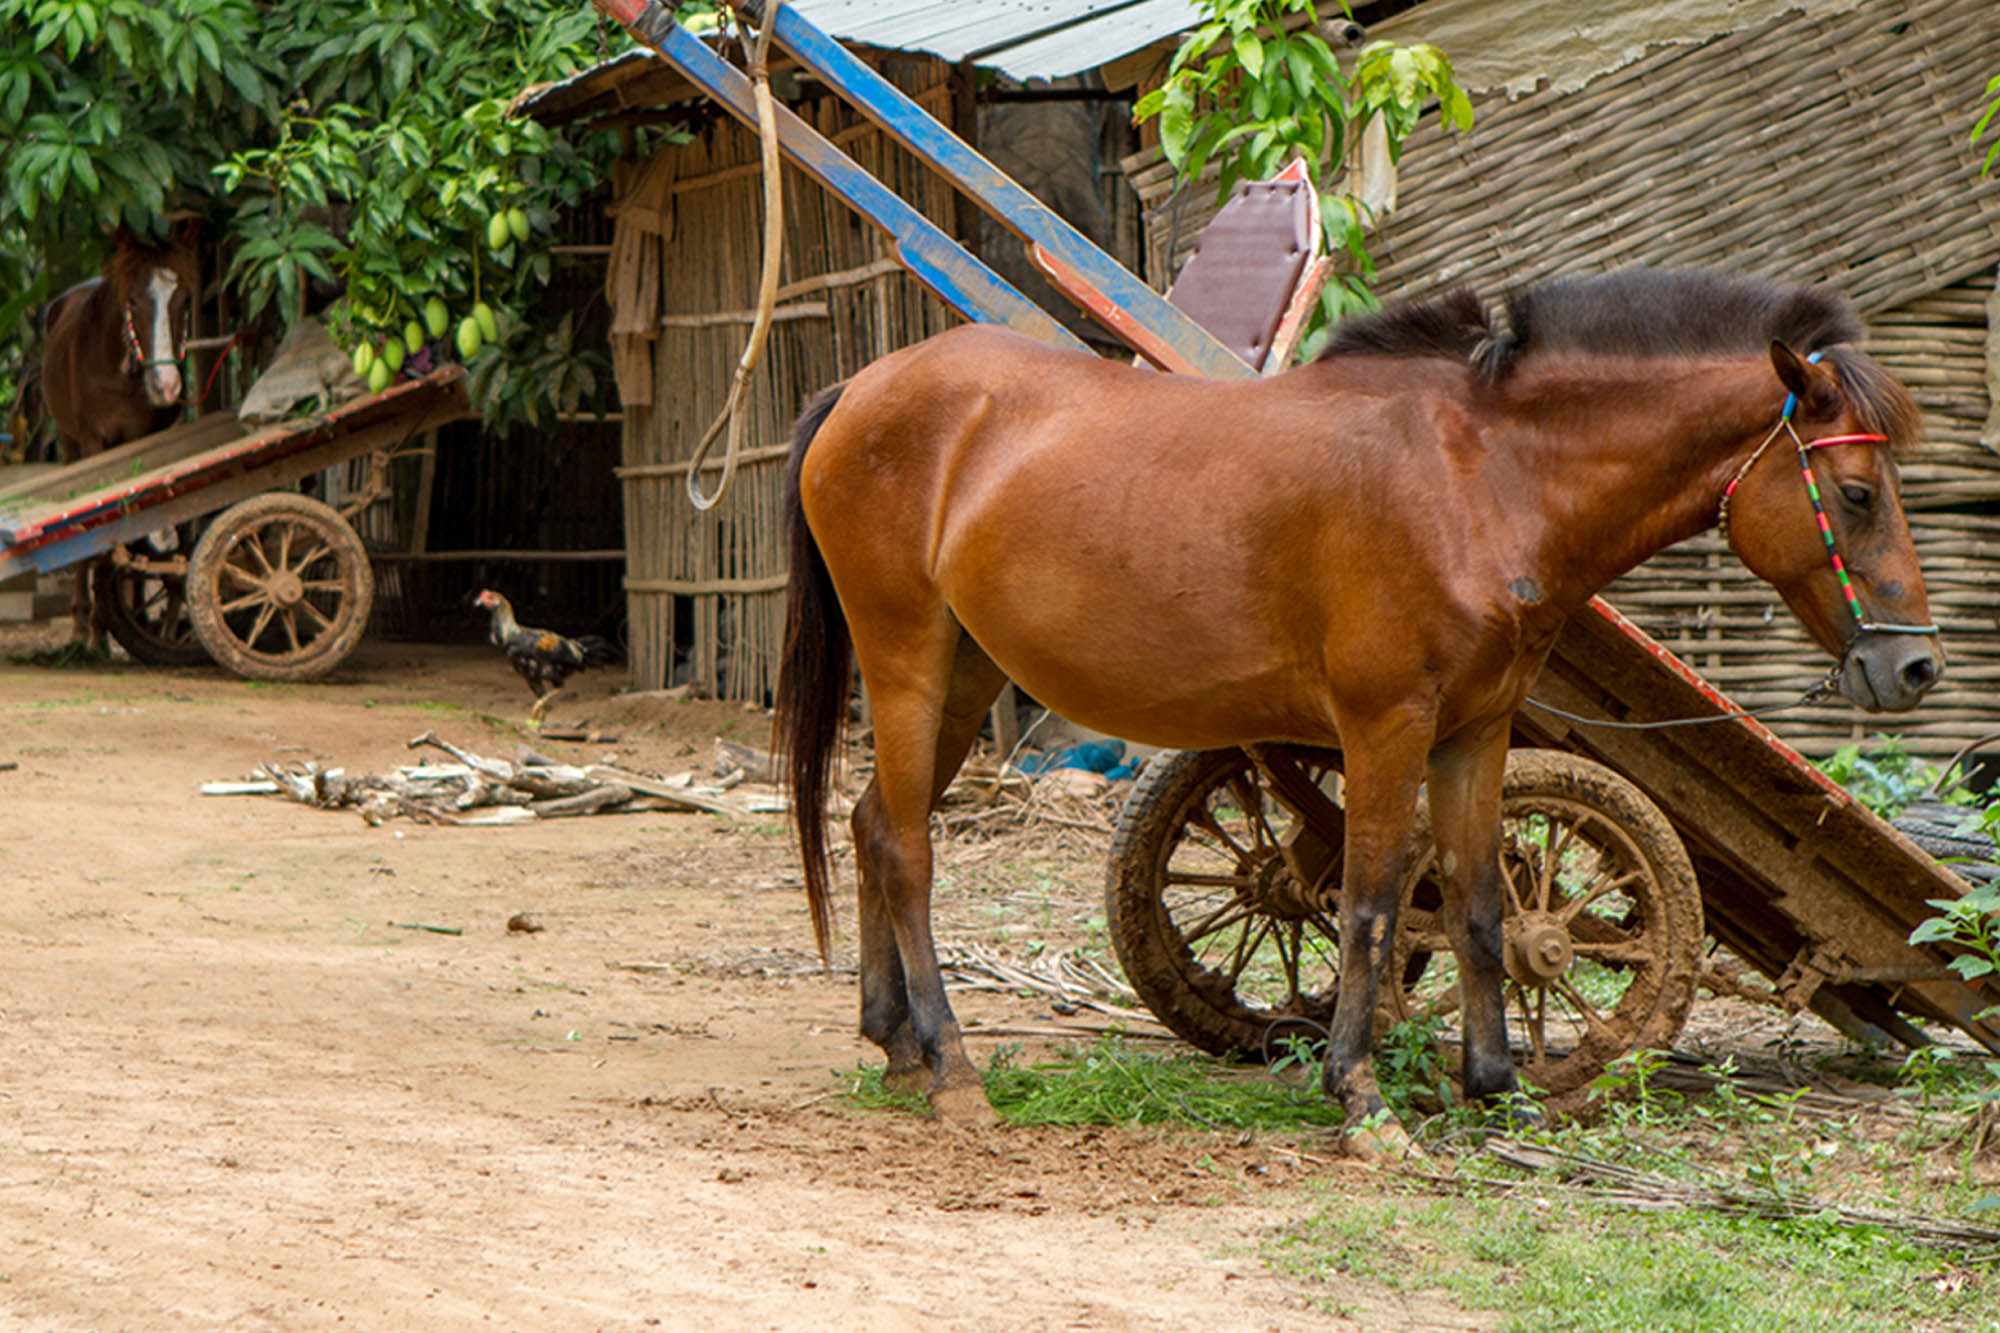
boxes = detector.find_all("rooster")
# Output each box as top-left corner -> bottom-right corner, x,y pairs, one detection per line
473,589 -> 617,729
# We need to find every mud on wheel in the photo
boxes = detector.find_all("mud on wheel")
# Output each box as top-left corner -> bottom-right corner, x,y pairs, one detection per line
1106,747 -> 1703,1098
186,492 -> 373,682
1105,746 -> 1348,1059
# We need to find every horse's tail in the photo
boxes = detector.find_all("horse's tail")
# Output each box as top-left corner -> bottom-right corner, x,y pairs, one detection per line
773,382 -> 850,968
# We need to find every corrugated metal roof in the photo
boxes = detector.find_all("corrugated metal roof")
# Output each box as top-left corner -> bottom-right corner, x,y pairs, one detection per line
786,0 -> 1201,81
514,0 -> 1202,125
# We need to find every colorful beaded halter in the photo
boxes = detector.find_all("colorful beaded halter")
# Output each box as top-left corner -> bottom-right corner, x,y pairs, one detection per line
1717,351 -> 1938,639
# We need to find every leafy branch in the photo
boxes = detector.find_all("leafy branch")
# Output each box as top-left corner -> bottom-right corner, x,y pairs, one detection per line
1133,0 -> 1472,333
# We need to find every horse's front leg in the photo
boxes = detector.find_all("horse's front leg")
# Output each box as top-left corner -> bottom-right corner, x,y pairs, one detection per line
1424,727 -> 1519,1111
1309,724 -> 1430,1152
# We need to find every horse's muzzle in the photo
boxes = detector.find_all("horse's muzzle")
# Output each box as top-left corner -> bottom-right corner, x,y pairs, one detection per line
146,365 -> 183,408
1838,631 -> 1943,713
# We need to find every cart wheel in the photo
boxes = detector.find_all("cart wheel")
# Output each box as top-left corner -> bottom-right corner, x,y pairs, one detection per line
186,493 -> 373,682
1105,746 -> 1349,1059
1386,750 -> 1703,1101
100,527 -> 209,667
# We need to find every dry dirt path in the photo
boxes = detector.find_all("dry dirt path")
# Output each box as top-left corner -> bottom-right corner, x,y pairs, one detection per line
0,638 -> 1488,1332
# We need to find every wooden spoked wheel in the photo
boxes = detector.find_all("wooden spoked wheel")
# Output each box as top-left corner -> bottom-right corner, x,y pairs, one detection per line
1105,745 -> 1349,1059
187,493 -> 373,682
100,529 -> 208,666
1106,746 -> 1702,1095
1384,750 -> 1703,1100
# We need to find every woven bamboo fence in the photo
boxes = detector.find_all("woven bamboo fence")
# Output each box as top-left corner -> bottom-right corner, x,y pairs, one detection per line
1124,0 -> 2000,758
610,70 -> 960,699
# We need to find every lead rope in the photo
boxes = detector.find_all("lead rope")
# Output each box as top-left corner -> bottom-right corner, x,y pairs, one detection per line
684,1 -> 785,511
1520,665 -> 1844,732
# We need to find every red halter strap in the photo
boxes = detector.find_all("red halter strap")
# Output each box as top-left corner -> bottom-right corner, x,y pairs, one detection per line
1717,421 -> 1937,639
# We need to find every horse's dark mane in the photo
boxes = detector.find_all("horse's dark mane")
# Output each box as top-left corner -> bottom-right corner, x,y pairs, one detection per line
1317,268 -> 1916,449
103,232 -> 197,296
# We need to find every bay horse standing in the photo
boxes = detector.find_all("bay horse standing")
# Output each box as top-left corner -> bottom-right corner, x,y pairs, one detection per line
40,225 -> 198,644
775,268 -> 1941,1150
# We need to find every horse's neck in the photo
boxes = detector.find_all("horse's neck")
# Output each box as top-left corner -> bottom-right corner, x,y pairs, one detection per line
1513,357 -> 1780,603
81,278 -> 129,362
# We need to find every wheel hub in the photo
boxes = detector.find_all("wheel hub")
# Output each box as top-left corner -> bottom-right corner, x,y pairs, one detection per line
1506,912 -> 1574,987
1248,854 -> 1318,920
268,569 -> 305,605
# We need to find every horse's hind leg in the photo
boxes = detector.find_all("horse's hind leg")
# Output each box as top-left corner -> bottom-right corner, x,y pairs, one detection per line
852,629 -> 1007,1121
1424,729 -> 1520,1110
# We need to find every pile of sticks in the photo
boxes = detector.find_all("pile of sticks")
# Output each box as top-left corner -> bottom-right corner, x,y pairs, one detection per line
258,730 -> 785,826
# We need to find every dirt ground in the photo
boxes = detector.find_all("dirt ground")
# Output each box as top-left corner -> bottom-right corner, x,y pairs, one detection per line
0,626 -> 1511,1332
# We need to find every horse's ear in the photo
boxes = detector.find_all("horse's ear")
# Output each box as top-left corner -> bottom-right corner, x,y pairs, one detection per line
169,217 -> 202,253
1770,340 -> 1840,418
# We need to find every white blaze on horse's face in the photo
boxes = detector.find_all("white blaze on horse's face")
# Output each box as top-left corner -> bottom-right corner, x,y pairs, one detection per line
143,267 -> 183,407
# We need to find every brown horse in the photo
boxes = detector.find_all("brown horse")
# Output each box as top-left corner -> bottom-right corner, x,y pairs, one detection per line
40,226 -> 199,642
775,268 -> 1940,1148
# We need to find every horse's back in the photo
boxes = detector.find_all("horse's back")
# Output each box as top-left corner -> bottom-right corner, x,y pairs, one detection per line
800,327 -> 1465,747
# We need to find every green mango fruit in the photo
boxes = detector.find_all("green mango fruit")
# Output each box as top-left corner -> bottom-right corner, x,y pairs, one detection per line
403,321 -> 426,356
423,297 -> 449,339
506,207 -> 530,243
351,341 -> 375,378
473,302 -> 498,343
381,338 -> 405,373
456,316 -> 483,359
367,360 -> 392,394
487,212 -> 511,251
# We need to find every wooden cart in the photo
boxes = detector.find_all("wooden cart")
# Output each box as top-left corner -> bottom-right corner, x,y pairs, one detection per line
1106,600 -> 2000,1101
0,368 -> 468,681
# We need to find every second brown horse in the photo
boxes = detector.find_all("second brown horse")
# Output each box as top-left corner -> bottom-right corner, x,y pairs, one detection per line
776,268 -> 1940,1148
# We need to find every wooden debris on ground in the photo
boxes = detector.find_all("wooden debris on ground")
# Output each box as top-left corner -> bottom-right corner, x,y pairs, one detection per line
938,939 -> 1165,1029
1447,1138 -> 2000,1257
249,730 -> 789,827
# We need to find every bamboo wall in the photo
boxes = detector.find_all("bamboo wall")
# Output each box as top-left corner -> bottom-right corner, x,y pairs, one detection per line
611,64 -> 960,698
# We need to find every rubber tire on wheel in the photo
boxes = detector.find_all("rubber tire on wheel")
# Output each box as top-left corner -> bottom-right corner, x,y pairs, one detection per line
1386,750 -> 1704,1101
100,534 -> 209,667
1106,746 -> 1348,1060
187,492 -> 373,682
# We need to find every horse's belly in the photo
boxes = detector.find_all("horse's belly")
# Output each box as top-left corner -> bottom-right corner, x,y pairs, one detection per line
948,579 -> 1332,750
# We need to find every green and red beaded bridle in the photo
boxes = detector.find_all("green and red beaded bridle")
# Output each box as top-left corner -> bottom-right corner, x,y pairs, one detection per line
1716,351 -> 1940,640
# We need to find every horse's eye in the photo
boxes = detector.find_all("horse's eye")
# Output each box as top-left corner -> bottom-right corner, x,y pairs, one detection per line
1840,483 -> 1872,508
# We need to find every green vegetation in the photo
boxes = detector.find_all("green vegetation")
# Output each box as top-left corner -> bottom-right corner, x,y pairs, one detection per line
1976,72 -> 2000,176
838,1025 -> 2000,1329
1,1 -> 718,427
1133,0 -> 1472,330
1269,1193 -> 1993,1332
1818,735 -> 1979,820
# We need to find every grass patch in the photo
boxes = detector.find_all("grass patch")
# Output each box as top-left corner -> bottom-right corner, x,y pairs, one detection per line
839,1035 -> 1344,1133
1268,1192 -> 1993,1332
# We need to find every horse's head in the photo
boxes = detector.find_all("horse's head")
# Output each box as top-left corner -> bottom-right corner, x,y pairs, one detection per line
107,225 -> 198,408
1722,341 -> 1940,712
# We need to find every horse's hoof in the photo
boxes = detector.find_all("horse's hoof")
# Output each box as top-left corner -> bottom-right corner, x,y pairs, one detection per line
1341,1118 -> 1424,1165
881,1063 -> 927,1096
928,1084 -> 1000,1128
